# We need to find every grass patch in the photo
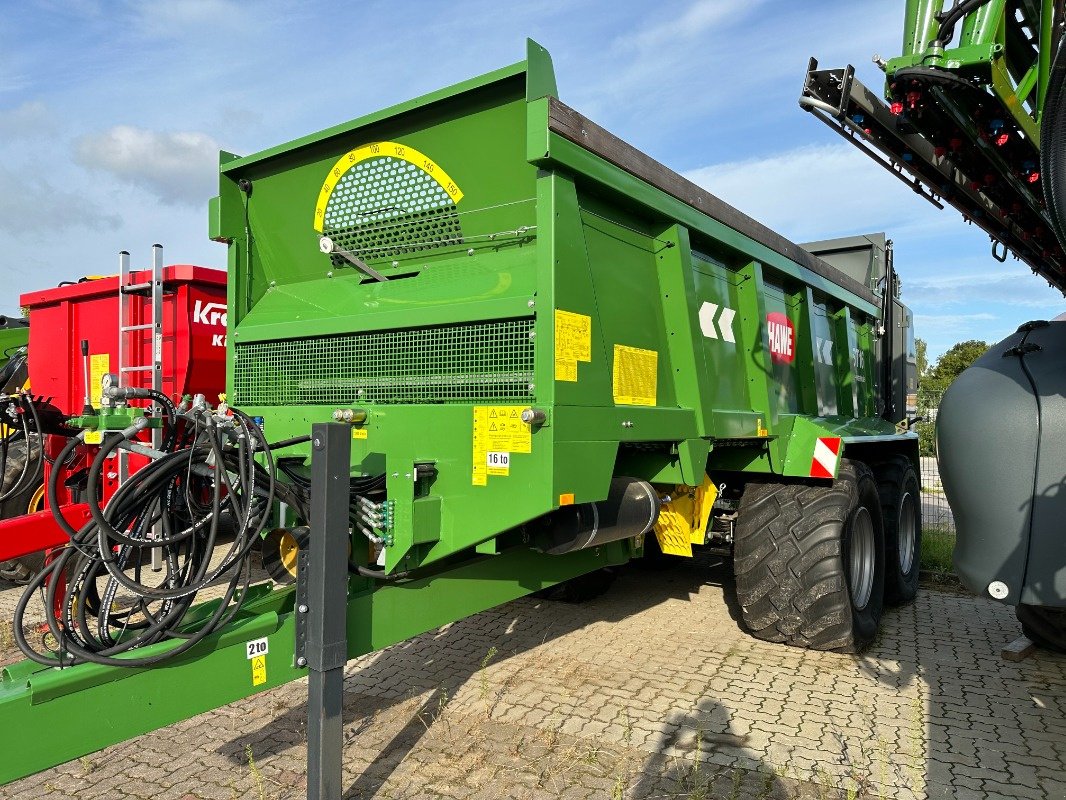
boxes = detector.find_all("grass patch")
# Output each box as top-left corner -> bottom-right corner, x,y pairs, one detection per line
920,527 -> 954,574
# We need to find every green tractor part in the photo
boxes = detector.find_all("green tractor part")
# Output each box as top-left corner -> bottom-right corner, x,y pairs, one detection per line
801,1 -> 1065,287
0,41 -> 919,784
0,316 -> 29,391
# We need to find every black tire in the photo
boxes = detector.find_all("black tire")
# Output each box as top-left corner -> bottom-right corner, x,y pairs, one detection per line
0,437 -> 44,585
874,456 -> 921,605
1016,604 -> 1066,653
733,460 -> 886,653
534,568 -> 617,603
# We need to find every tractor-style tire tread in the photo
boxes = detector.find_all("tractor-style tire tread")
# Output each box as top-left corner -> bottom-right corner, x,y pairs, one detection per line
1016,604 -> 1066,653
873,456 -> 922,605
733,460 -> 884,653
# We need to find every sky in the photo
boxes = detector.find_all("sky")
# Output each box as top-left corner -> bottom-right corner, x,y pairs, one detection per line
1,0 -> 1062,359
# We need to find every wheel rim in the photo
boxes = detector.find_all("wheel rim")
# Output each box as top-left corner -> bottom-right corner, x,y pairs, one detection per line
848,506 -> 876,611
898,491 -> 916,575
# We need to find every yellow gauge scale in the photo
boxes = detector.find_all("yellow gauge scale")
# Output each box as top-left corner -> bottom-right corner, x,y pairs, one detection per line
313,140 -> 464,233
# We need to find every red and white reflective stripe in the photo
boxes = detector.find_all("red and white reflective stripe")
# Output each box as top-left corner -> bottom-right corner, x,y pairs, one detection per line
809,437 -> 842,479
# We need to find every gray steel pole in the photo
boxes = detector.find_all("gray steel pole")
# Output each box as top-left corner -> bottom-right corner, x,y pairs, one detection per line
306,423 -> 351,800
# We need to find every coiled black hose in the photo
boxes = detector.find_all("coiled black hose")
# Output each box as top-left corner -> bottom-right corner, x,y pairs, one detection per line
13,404 -> 301,668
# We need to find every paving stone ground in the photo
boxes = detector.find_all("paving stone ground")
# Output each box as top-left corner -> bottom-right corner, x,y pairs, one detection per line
1,558 -> 1064,799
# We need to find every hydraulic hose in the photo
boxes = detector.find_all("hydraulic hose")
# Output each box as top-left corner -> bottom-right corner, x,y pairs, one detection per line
14,403 -> 283,668
0,396 -> 43,505
934,0 -> 991,47
1042,32 -> 1066,249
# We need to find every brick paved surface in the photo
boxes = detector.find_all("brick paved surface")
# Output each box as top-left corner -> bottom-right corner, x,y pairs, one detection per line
1,559 -> 1064,799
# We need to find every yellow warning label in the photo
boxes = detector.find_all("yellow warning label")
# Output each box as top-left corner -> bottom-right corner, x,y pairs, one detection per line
89,354 -> 109,406
472,406 -> 531,485
84,353 -> 110,445
351,428 -> 368,440
251,654 -> 267,686
554,309 -> 592,382
612,345 -> 658,406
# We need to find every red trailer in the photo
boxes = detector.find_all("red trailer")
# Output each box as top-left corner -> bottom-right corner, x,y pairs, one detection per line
0,263 -> 226,572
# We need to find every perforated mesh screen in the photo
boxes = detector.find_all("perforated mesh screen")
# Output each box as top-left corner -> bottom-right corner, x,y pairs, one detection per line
232,318 -> 535,407
323,157 -> 463,260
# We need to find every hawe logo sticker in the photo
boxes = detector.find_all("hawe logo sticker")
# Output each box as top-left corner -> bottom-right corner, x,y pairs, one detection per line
766,312 -> 795,364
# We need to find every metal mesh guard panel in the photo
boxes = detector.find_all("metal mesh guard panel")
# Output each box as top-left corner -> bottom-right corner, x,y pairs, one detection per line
323,157 -> 463,260
233,319 -> 535,407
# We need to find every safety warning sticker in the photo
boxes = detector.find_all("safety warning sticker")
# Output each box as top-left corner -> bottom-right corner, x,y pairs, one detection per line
612,345 -> 658,406
85,354 -> 110,445
472,406 -> 531,485
554,309 -> 592,382
251,655 -> 267,686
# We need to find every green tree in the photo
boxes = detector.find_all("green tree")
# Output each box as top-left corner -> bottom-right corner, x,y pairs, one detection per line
915,337 -> 928,379
924,339 -> 989,392
916,339 -> 989,455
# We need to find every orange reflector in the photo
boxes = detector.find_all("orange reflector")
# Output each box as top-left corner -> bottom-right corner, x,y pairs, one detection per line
559,493 -> 575,506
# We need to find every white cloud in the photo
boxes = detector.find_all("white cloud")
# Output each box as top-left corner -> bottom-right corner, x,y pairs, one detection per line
684,142 -> 953,243
618,0 -> 760,50
127,0 -> 249,38
74,125 -> 221,206
906,269 -> 1065,310
0,100 -> 51,138
0,166 -> 120,235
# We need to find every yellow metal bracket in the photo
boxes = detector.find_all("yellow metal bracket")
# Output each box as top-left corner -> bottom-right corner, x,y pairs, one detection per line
652,475 -> 717,557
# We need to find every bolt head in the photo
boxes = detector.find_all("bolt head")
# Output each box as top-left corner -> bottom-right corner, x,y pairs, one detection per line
296,656 -> 307,667
298,604 -> 308,613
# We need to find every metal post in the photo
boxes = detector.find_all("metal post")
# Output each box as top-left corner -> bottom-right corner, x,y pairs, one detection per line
117,250 -> 131,485
149,245 -> 164,571
305,423 -> 351,800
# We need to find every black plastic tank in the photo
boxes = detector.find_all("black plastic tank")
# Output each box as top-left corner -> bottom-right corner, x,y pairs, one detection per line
937,320 -> 1066,608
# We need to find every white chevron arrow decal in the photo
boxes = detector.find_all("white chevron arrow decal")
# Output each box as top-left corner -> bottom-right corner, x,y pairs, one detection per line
717,307 -> 736,343
698,301 -> 736,343
699,302 -> 719,339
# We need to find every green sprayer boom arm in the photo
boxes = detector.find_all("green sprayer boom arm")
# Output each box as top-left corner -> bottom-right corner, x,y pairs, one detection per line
801,1 -> 1066,289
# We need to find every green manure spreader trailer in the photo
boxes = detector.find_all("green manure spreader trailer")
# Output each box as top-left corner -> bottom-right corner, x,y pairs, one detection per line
0,41 -> 919,784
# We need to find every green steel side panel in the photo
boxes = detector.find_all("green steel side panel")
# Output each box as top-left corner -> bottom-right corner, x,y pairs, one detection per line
689,253 -> 763,433
655,226 -> 714,438
537,134 -> 881,319
579,200 -> 678,409
231,247 -> 538,344
809,291 -> 840,416
0,543 -> 630,786
761,279 -> 802,417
